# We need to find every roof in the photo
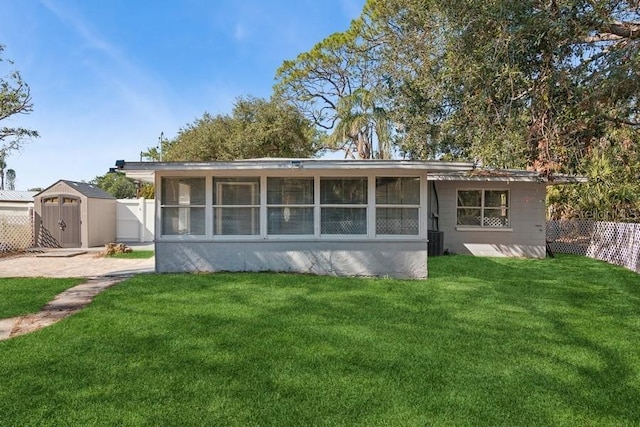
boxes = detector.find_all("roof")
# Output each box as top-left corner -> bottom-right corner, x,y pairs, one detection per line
429,169 -> 587,184
36,180 -> 116,199
114,159 -> 585,185
0,190 -> 37,202
115,159 -> 476,183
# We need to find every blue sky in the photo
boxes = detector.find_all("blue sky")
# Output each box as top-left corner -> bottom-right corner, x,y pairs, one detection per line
0,0 -> 364,190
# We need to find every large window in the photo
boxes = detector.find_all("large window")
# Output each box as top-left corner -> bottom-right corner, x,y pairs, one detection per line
457,189 -> 509,228
214,177 -> 260,235
376,177 -> 420,235
267,177 -> 314,235
161,177 -> 206,235
320,178 -> 367,235
159,174 -> 426,239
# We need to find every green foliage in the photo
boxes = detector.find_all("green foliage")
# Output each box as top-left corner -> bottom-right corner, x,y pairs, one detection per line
146,96 -> 320,161
275,23 -> 392,159
90,172 -> 137,199
548,135 -> 640,221
276,0 -> 639,217
358,0 -> 640,172
0,44 -> 38,159
1,257 -> 640,425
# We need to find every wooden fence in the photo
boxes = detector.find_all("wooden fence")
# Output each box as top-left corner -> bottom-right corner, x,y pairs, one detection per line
547,220 -> 640,274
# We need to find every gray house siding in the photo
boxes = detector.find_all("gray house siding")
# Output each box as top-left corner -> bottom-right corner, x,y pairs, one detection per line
433,181 -> 547,257
156,240 -> 428,278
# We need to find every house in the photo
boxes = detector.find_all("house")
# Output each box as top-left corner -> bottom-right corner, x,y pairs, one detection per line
0,190 -> 36,216
115,159 -> 581,278
34,180 -> 116,248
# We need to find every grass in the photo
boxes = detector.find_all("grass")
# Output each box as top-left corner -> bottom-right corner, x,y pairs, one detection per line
0,278 -> 84,318
107,250 -> 154,259
0,255 -> 639,425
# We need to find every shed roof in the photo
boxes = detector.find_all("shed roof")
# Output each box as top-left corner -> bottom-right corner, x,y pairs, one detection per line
0,190 -> 37,202
36,180 -> 116,199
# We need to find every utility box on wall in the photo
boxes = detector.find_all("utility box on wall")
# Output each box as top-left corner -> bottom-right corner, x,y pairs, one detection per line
428,230 -> 444,256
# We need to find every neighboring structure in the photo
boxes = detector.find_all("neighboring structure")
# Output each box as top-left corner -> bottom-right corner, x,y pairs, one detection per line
0,190 -> 36,216
115,159 -> 581,278
0,190 -> 37,252
34,180 -> 116,248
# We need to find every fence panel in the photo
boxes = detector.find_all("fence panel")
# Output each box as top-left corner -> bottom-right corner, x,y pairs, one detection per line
0,214 -> 34,253
547,219 -> 640,274
116,199 -> 154,243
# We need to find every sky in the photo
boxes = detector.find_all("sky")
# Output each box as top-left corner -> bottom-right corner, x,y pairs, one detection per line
0,0 -> 365,190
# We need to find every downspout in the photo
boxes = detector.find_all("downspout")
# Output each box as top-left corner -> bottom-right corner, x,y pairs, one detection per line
430,180 -> 440,231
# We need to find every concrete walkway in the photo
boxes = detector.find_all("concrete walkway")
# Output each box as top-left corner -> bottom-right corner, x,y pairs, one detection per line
0,249 -> 154,278
0,248 -> 155,340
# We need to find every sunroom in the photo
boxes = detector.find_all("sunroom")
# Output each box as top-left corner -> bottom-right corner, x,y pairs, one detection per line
116,159 -> 474,278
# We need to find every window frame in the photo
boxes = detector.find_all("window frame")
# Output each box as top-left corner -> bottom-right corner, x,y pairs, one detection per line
155,171 -> 427,241
159,176 -> 207,237
375,176 -> 421,236
213,177 -> 261,237
319,176 -> 369,237
455,188 -> 511,230
266,177 -> 315,236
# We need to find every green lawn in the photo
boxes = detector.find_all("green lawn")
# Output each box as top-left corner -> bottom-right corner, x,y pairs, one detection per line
0,255 -> 639,426
107,250 -> 154,259
0,278 -> 84,318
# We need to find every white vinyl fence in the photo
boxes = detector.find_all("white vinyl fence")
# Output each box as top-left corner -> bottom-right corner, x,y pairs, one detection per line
116,198 -> 154,243
547,220 -> 640,274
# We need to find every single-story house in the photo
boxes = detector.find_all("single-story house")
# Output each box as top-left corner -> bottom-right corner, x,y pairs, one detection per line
115,159 -> 582,278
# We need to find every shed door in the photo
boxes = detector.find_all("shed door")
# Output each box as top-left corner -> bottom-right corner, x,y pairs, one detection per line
41,196 -> 81,247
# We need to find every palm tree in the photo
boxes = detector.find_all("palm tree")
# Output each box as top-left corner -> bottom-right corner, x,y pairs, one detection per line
0,153 -> 6,190
326,88 -> 392,160
5,169 -> 16,190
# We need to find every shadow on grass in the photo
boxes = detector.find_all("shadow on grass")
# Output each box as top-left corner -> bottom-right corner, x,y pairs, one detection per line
1,263 -> 639,425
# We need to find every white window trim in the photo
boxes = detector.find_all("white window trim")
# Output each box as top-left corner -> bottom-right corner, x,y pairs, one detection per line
156,171 -> 428,241
266,176 -> 315,237
374,175 -> 422,237
159,177 -> 207,237
455,188 -> 511,231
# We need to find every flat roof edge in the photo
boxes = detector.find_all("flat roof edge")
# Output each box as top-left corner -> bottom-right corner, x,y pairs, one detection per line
115,159 -> 475,172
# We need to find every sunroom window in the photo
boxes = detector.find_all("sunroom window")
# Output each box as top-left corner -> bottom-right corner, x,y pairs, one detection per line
214,177 -> 260,235
375,177 -> 420,235
320,177 -> 367,235
457,189 -> 509,227
161,177 -> 206,235
267,177 -> 314,235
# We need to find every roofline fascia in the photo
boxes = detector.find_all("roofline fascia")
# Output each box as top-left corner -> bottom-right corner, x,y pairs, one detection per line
115,160 -> 476,173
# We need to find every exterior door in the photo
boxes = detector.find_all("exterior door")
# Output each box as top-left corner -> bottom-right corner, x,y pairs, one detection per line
41,196 -> 81,247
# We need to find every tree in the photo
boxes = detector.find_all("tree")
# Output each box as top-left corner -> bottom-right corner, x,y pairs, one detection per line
143,96 -> 320,161
5,168 -> 15,190
1,44 -> 38,161
91,172 -> 137,199
274,25 -> 392,159
0,152 -> 5,190
357,0 -> 640,172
